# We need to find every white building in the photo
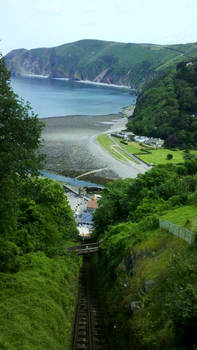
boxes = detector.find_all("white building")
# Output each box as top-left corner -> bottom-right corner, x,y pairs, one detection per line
134,135 -> 164,148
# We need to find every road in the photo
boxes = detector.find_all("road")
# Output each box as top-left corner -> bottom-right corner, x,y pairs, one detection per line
89,117 -> 149,179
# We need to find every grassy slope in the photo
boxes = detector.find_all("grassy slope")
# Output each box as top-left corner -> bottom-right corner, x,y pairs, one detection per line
6,40 -> 197,87
0,252 -> 81,350
0,177 -> 81,350
93,215 -> 197,349
127,228 -> 190,349
161,205 -> 197,232
29,41 -> 197,71
97,134 -> 127,162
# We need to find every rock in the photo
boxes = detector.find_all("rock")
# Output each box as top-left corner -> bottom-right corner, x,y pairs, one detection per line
130,301 -> 141,313
143,280 -> 155,293
117,259 -> 127,272
126,250 -> 151,272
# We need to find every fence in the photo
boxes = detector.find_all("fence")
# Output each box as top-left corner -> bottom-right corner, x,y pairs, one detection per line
159,219 -> 195,245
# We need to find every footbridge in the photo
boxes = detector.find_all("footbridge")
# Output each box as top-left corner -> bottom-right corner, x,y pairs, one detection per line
68,242 -> 100,255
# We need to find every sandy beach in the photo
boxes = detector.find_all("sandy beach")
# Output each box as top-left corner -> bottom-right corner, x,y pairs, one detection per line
41,113 -> 147,183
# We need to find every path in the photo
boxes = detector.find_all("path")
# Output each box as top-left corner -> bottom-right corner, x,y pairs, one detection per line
89,117 -> 149,179
108,134 -> 150,167
76,167 -> 109,179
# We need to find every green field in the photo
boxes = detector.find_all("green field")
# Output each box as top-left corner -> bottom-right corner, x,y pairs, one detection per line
97,134 -> 127,163
161,205 -> 197,232
113,145 -> 138,164
112,137 -> 197,165
140,148 -> 185,165
112,138 -> 142,153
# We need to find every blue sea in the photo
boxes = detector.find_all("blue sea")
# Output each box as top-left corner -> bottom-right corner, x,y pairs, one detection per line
11,76 -> 136,118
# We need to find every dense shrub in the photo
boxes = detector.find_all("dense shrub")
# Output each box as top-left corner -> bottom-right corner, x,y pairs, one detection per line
0,252 -> 81,350
93,159 -> 197,349
127,59 -> 197,148
0,57 -> 80,350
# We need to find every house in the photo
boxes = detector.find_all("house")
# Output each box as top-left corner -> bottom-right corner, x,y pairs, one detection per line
111,132 -> 132,141
144,137 -> 164,148
78,211 -> 94,226
87,194 -> 99,212
121,131 -> 134,137
134,135 -> 164,148
134,136 -> 148,143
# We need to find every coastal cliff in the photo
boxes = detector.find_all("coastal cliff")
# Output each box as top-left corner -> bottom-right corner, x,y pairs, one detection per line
6,39 -> 197,88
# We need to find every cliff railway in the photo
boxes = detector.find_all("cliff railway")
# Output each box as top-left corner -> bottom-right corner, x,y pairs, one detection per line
70,242 -> 106,350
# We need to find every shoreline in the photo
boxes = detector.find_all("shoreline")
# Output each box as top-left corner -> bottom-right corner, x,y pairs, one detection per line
41,111 -> 148,183
40,111 -> 123,121
22,73 -> 132,90
75,79 -> 130,89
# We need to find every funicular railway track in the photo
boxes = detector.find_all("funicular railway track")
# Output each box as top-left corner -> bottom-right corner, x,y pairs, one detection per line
72,257 -> 106,350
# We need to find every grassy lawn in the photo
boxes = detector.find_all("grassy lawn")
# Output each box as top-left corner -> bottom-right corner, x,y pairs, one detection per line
161,205 -> 197,232
139,149 -> 197,165
112,138 -> 142,153
97,134 -> 127,163
139,148 -> 184,165
113,146 -> 138,164
112,137 -> 197,165
98,134 -> 197,166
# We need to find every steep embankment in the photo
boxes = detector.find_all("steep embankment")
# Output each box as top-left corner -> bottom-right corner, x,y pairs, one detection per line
5,39 -> 197,88
128,58 -> 197,147
0,177 -> 81,350
0,56 -> 82,350
93,158 -> 197,349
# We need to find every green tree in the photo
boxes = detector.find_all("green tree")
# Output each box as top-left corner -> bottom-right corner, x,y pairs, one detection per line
0,56 -> 44,232
128,59 -> 197,148
0,56 -> 44,180
167,153 -> 173,160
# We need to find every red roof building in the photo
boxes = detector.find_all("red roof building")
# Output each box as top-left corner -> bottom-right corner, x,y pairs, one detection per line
87,195 -> 99,210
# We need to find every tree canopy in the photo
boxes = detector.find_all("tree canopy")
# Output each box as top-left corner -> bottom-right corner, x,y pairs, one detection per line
0,56 -> 44,232
93,157 -> 197,350
127,59 -> 197,148
0,56 -> 44,181
0,58 -> 80,350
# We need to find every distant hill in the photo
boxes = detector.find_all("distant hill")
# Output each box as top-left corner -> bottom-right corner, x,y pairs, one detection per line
128,58 -> 197,147
5,39 -> 197,88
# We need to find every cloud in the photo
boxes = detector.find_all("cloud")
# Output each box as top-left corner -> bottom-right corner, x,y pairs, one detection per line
186,0 -> 197,7
35,0 -> 63,14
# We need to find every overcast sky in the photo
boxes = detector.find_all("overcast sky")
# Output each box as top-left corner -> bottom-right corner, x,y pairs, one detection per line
1,0 -> 197,55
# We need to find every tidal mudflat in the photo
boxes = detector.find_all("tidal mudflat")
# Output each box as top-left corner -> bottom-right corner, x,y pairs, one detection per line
41,114 -> 146,184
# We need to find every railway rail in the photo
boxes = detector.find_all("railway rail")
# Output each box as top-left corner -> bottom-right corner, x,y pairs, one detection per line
72,257 -> 106,350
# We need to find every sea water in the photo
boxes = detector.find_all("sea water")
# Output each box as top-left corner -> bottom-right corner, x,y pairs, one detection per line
11,76 -> 136,117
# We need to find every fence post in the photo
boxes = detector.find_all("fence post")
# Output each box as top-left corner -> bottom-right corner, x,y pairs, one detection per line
159,219 -> 194,245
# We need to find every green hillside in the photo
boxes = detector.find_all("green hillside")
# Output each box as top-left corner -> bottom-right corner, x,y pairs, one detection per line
93,157 -> 197,350
0,56 -> 81,350
128,58 -> 197,147
5,39 -> 197,88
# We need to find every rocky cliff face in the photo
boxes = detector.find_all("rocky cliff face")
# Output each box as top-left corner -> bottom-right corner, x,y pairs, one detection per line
5,39 -> 197,88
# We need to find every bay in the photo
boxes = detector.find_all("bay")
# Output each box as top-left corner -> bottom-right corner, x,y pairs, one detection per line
11,76 -> 136,117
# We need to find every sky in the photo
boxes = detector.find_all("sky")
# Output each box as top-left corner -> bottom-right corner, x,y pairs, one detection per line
1,0 -> 197,55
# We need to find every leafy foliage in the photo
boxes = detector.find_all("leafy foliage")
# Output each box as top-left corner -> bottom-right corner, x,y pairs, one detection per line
0,55 -> 44,233
0,252 -> 80,350
128,59 -> 197,147
93,159 -> 197,349
6,40 -> 197,88
0,57 -> 81,350
94,162 -> 197,236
